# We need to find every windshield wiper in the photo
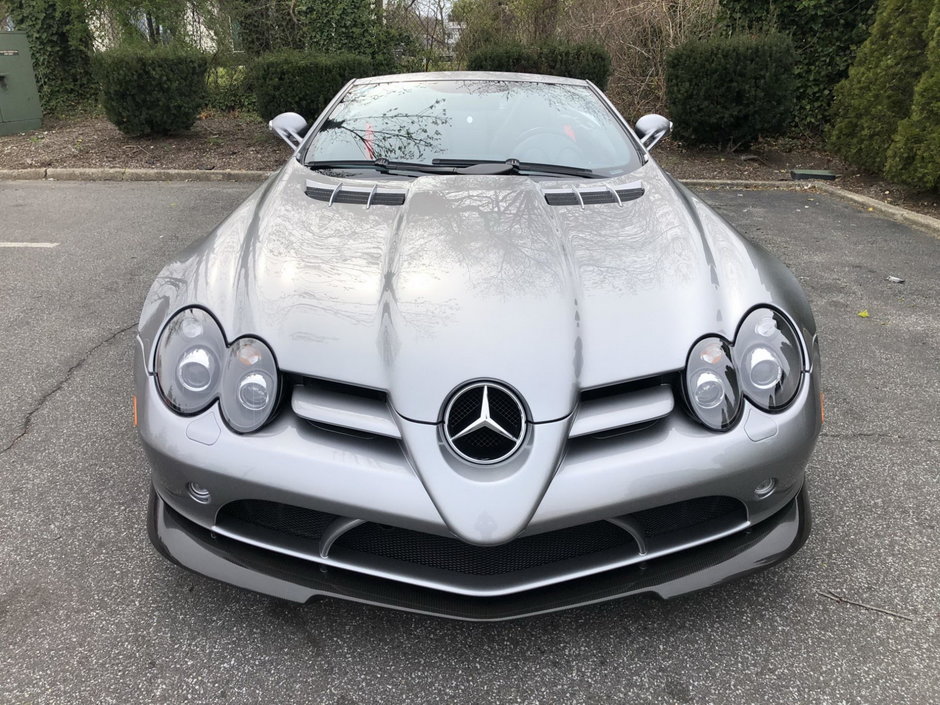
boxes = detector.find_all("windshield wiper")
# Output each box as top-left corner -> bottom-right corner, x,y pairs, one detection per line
305,159 -> 457,175
308,157 -> 596,178
433,158 -> 596,178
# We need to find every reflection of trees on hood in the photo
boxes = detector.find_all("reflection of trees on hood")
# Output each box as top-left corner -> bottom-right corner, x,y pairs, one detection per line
317,99 -> 449,161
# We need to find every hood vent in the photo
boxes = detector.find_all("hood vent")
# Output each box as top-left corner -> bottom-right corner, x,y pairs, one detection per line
543,181 -> 644,208
305,179 -> 407,208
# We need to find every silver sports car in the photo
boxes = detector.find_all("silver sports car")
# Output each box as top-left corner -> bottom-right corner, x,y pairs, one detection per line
136,72 -> 822,620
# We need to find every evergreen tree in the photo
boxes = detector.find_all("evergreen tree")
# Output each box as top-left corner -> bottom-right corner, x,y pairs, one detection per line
827,0 -> 933,174
884,2 -> 940,190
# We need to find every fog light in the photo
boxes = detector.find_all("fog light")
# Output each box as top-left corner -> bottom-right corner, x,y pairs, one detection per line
754,478 -> 776,499
187,482 -> 211,504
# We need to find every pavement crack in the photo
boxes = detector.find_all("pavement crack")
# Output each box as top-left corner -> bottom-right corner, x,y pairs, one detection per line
820,431 -> 940,444
0,322 -> 137,457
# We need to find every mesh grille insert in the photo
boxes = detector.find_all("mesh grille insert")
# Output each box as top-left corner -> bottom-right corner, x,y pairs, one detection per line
630,496 -> 744,538
219,500 -> 338,542
335,521 -> 635,576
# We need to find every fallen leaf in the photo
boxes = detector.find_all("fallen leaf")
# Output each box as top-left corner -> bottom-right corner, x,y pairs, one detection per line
858,310 -> 870,318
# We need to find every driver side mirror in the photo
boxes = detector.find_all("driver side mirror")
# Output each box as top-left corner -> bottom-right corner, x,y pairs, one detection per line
634,114 -> 672,151
269,112 -> 309,151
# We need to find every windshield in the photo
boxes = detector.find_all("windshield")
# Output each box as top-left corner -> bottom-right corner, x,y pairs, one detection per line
303,79 -> 642,176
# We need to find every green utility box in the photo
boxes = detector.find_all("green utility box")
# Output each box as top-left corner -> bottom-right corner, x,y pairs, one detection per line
0,32 -> 43,136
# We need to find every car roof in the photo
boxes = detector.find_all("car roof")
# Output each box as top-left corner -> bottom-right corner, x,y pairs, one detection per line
353,71 -> 592,86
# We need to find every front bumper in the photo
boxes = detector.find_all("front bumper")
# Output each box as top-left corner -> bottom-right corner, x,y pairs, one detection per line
137,331 -> 821,617
149,483 -> 811,620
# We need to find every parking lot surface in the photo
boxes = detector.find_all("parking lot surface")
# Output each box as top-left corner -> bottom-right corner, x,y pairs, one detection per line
0,180 -> 937,704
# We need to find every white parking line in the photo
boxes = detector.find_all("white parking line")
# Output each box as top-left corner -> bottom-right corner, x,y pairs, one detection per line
0,242 -> 59,248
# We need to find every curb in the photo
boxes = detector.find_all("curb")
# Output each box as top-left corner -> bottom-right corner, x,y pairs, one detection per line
1,168 -> 937,235
682,178 -> 813,191
0,167 -> 272,183
685,178 -> 940,236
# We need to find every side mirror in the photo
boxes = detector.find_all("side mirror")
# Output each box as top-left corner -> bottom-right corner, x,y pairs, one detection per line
269,112 -> 309,151
634,114 -> 672,151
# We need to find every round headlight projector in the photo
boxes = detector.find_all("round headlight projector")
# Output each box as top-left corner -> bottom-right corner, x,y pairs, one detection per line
238,371 -> 272,412
178,347 -> 216,393
155,308 -> 279,433
692,371 -> 725,410
685,307 -> 805,431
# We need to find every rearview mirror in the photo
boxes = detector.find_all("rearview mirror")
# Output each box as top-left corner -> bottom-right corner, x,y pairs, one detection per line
269,112 -> 309,151
634,114 -> 672,151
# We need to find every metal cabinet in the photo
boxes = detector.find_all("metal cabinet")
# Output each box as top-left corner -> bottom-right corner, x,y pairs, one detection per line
0,32 -> 42,136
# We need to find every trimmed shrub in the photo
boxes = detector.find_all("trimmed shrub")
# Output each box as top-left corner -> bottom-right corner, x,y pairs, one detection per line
539,42 -> 612,89
249,51 -> 373,121
666,33 -> 795,149
467,42 -> 611,89
827,0 -> 933,174
720,0 -> 878,131
468,43 -> 540,74
93,47 -> 209,136
884,4 -> 940,190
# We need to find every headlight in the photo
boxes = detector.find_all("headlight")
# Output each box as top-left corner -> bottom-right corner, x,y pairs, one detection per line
684,337 -> 741,431
684,307 -> 806,431
220,338 -> 279,433
155,308 -> 279,432
155,308 -> 226,414
734,308 -> 803,410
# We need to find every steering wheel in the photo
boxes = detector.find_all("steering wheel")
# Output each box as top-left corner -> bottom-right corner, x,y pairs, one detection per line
512,127 -> 587,164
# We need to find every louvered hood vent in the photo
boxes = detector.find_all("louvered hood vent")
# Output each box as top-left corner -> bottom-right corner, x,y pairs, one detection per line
543,181 -> 644,207
305,179 -> 407,207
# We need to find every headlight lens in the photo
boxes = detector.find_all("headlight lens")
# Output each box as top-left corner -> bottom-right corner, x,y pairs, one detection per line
220,338 -> 279,433
178,347 -> 216,392
685,337 -> 740,430
155,308 -> 279,432
156,308 -> 225,414
734,308 -> 803,410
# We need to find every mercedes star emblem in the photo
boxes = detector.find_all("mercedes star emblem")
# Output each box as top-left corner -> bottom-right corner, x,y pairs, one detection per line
443,382 -> 527,464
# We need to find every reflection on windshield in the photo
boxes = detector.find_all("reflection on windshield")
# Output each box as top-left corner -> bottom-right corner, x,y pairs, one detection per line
305,80 -> 639,175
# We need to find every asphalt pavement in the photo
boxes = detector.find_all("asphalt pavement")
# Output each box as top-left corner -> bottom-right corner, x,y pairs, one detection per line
0,180 -> 937,704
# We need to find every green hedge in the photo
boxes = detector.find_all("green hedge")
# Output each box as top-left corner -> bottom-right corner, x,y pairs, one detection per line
467,42 -> 611,89
248,51 -> 373,121
666,34 -> 795,149
828,0 -> 933,175
883,3 -> 940,190
719,0 -> 877,131
93,47 -> 209,136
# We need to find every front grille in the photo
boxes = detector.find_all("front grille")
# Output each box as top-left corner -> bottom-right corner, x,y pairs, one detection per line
219,500 -> 337,542
334,521 -> 635,576
579,373 -> 677,403
216,495 -> 746,581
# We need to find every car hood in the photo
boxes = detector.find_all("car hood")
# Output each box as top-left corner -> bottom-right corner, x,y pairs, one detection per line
139,159 -> 813,423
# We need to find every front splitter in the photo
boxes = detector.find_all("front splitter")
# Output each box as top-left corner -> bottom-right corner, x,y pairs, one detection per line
148,485 -> 811,621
